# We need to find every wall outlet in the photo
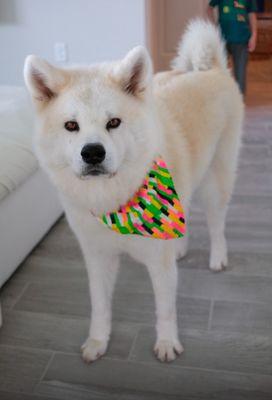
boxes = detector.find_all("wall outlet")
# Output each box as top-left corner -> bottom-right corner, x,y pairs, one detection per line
54,42 -> 68,63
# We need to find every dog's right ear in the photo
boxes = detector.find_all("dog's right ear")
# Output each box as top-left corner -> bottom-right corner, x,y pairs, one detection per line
24,55 -> 68,108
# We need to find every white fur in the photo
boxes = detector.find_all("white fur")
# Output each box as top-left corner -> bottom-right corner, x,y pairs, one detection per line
24,20 -> 243,363
171,18 -> 227,72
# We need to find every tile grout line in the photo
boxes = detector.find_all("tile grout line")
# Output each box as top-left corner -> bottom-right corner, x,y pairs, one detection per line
125,357 -> 272,378
0,389 -> 60,400
127,324 -> 141,361
2,321 -> 272,359
8,281 -> 31,312
25,347 -> 272,380
34,350 -> 56,391
2,307 -> 91,322
207,300 -> 214,331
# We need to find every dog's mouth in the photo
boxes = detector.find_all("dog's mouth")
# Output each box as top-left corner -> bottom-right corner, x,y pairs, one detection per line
79,166 -> 115,179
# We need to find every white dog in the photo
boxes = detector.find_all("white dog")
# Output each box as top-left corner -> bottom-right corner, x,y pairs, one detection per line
24,20 -> 243,363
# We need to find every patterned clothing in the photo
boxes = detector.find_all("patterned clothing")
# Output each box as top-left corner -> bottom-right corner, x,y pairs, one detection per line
99,157 -> 186,239
209,0 -> 257,44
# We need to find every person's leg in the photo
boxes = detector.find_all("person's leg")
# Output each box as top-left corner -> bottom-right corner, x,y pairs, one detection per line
230,43 -> 248,95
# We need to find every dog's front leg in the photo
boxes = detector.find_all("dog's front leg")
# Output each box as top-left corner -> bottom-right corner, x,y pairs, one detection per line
81,250 -> 120,363
146,245 -> 183,362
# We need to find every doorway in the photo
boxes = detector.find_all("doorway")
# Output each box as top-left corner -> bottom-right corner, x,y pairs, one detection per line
145,0 -> 207,72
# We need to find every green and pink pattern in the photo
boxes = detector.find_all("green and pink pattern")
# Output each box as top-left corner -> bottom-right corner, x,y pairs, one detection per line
99,156 -> 186,239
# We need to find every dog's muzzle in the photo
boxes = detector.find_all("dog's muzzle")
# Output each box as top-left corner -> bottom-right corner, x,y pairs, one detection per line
80,143 -> 107,176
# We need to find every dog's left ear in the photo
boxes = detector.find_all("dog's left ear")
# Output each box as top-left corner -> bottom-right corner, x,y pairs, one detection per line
116,46 -> 152,97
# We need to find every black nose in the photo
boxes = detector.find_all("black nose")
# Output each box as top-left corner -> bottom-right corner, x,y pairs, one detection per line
81,143 -> 106,165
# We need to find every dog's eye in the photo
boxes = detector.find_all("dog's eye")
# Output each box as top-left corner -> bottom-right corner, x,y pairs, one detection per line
106,118 -> 121,131
64,120 -> 80,132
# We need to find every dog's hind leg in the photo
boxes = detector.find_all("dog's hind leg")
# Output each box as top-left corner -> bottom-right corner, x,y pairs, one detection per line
199,169 -> 229,271
199,125 -> 241,271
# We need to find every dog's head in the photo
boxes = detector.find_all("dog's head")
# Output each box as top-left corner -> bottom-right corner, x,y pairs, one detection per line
24,47 -> 157,185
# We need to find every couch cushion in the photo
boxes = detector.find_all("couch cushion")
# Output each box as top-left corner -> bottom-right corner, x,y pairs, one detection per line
0,86 -> 38,201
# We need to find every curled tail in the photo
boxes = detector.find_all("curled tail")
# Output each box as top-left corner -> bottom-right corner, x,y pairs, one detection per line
171,19 -> 227,72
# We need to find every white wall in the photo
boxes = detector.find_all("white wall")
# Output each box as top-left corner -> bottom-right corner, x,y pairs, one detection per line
0,0 -> 146,85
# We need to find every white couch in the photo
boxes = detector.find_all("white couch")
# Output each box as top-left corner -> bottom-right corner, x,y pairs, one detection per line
0,86 -> 63,324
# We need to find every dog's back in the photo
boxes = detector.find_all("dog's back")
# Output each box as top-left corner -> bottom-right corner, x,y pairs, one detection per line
155,19 -> 243,186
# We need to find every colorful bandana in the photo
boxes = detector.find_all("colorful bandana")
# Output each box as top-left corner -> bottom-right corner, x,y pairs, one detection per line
99,157 -> 186,239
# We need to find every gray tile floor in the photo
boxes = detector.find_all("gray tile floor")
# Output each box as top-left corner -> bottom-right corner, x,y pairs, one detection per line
0,105 -> 272,400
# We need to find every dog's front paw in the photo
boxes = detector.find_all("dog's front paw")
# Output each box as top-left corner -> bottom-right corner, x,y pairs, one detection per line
209,239 -> 228,272
209,252 -> 228,272
154,339 -> 184,362
81,338 -> 108,363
